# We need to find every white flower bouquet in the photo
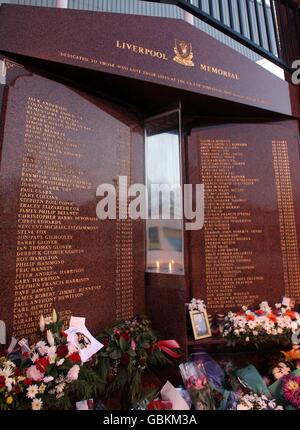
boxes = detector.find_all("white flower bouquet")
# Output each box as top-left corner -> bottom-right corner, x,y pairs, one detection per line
223,301 -> 300,347
187,298 -> 207,313
5,310 -> 103,410
235,392 -> 283,410
0,358 -> 24,410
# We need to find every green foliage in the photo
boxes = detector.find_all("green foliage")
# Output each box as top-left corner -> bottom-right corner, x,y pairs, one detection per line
69,366 -> 105,401
96,316 -> 181,407
44,392 -> 73,411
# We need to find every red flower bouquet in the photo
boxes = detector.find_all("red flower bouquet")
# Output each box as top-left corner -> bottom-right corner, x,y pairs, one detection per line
96,316 -> 181,408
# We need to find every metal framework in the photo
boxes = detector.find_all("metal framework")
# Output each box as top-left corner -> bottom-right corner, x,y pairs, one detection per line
147,0 -> 300,73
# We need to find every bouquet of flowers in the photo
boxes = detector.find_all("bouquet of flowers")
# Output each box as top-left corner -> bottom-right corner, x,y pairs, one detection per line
223,301 -> 300,347
281,374 -> 300,409
235,392 -> 283,410
281,346 -> 300,365
272,362 -> 292,380
0,358 -> 24,410
185,374 -> 214,410
269,363 -> 300,409
186,298 -> 206,313
8,310 -> 103,410
179,361 -> 215,410
96,316 -> 181,408
270,346 -> 300,380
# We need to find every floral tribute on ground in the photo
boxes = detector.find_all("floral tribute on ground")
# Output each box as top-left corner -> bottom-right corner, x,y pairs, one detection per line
178,357 -> 291,410
136,348 -> 300,411
96,316 -> 181,408
1,300 -> 300,410
0,312 -> 181,410
0,310 -> 103,410
269,346 -> 300,409
0,358 -> 23,410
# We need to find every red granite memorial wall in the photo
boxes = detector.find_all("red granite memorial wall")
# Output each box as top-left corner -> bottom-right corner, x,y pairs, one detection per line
0,6 -> 300,346
187,121 -> 300,313
0,60 -> 145,338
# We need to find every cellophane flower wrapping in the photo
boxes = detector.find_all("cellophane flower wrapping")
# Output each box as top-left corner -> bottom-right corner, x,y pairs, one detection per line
179,360 -> 215,410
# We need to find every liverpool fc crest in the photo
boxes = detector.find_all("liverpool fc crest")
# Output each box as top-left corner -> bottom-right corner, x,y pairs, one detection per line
173,39 -> 194,67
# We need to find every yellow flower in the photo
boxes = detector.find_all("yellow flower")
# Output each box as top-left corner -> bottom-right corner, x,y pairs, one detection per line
6,396 -> 13,405
287,380 -> 299,392
17,376 -> 25,382
52,309 -> 58,323
38,383 -> 46,394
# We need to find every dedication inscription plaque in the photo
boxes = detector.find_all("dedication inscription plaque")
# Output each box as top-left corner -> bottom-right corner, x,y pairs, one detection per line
0,4 -> 294,117
188,121 -> 300,311
0,61 -> 144,337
